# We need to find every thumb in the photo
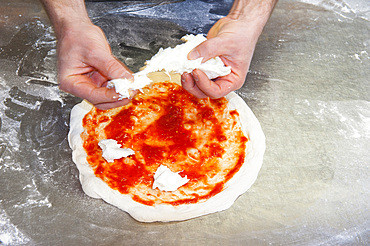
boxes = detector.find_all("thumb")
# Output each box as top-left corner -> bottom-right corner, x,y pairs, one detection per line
188,37 -> 225,63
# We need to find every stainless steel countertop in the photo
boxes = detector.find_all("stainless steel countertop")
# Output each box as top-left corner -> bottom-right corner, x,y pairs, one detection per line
0,0 -> 369,245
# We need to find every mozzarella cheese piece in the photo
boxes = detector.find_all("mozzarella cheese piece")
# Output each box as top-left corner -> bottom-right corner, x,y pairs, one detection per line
98,139 -> 135,162
152,165 -> 189,192
108,34 -> 231,99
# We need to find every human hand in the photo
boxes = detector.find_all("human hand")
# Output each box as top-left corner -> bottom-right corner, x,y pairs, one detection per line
181,0 -> 276,98
57,21 -> 134,110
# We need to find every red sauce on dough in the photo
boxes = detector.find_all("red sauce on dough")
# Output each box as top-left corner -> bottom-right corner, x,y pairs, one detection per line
82,83 -> 248,206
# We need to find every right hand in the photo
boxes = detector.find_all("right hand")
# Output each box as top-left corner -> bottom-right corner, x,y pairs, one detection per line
57,21 -> 134,110
181,16 -> 257,99
181,0 -> 277,99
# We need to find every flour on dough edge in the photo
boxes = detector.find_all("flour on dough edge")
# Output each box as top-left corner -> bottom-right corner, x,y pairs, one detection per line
68,92 -> 265,222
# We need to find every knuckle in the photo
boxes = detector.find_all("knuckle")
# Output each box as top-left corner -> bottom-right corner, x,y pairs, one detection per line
105,58 -> 117,71
105,58 -> 123,78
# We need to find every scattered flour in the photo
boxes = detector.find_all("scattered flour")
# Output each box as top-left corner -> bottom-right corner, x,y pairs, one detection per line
0,210 -> 30,245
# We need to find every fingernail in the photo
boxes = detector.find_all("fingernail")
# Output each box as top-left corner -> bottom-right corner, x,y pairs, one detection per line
188,50 -> 200,60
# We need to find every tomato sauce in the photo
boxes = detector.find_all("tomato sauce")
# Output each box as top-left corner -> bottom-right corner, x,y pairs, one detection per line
82,82 -> 248,206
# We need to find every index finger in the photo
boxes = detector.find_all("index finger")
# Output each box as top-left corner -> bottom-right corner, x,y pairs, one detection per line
191,69 -> 242,98
60,74 -> 121,105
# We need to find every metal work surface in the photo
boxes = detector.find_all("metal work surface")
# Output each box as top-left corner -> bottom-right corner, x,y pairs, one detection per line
0,0 -> 369,245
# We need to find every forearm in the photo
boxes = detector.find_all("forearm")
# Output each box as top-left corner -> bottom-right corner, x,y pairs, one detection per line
40,0 -> 91,38
228,0 -> 277,34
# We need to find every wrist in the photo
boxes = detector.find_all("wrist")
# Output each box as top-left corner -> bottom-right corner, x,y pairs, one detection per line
55,16 -> 92,40
227,0 -> 277,31
41,0 -> 92,39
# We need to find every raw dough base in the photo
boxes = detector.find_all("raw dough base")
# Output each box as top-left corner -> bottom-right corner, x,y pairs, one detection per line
68,85 -> 265,222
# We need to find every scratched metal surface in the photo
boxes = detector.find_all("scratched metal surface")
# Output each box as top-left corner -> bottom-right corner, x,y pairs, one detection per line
0,0 -> 369,245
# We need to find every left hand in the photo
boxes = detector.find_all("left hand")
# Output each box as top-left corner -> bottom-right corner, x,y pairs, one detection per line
57,22 -> 134,109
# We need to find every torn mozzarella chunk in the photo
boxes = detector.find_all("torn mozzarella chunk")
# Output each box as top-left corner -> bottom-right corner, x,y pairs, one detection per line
108,34 -> 231,99
152,165 -> 189,192
142,34 -> 231,78
107,73 -> 152,99
98,139 -> 135,163
198,56 -> 231,79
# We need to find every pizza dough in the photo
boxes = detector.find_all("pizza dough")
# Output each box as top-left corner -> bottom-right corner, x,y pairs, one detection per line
68,82 -> 265,222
